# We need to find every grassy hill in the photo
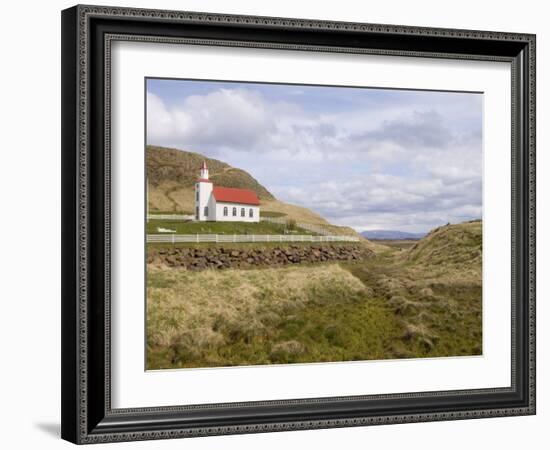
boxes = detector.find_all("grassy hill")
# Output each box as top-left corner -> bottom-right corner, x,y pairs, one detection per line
402,219 -> 482,281
147,145 -> 334,226
147,145 -> 274,213
147,264 -> 395,368
147,219 -> 482,369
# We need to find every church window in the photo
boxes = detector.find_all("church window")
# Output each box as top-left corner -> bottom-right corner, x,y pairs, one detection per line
241,208 -> 245,217
249,208 -> 253,218
196,190 -> 199,201
223,206 -> 228,216
232,207 -> 237,216
204,206 -> 208,217
195,206 -> 198,219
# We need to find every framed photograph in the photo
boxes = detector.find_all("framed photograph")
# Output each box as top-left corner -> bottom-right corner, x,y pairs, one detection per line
61,5 -> 536,444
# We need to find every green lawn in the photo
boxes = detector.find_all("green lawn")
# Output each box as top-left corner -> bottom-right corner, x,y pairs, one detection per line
149,210 -> 194,215
147,219 -> 316,235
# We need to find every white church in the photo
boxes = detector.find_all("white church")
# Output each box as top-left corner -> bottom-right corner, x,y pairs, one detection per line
195,161 -> 261,222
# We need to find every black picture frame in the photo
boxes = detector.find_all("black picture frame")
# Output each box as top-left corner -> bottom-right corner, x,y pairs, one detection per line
61,4 -> 536,444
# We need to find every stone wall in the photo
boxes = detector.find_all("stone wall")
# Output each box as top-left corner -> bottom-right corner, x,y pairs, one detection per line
148,244 -> 373,270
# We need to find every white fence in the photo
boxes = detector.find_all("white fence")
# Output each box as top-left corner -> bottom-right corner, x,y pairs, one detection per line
147,214 -> 194,221
147,234 -> 360,244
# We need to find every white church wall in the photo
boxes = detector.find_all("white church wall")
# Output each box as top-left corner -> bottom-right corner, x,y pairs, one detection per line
215,202 -> 260,223
195,181 -> 213,221
208,195 -> 218,221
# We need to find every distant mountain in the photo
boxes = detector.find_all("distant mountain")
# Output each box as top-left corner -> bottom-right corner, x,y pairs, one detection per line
361,230 -> 426,240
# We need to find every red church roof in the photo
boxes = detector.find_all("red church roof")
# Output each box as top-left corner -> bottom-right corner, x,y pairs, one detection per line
212,186 -> 260,206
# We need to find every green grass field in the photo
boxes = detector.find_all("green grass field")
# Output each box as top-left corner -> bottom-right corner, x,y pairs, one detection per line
147,219 -> 317,235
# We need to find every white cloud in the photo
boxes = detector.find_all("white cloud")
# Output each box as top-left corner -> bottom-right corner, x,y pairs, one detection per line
147,89 -> 279,150
272,170 -> 481,233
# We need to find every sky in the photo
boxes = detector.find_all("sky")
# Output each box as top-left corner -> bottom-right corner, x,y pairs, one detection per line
146,78 -> 483,234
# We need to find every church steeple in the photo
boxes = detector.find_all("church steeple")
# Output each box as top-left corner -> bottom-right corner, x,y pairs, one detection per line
196,161 -> 213,221
199,161 -> 209,180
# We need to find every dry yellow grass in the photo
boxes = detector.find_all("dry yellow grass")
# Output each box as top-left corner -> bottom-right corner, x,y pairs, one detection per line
147,182 -> 192,213
147,264 -> 368,349
259,199 -> 330,225
401,220 -> 482,283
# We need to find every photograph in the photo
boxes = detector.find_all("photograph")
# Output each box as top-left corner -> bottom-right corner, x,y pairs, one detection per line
144,78 -> 483,370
